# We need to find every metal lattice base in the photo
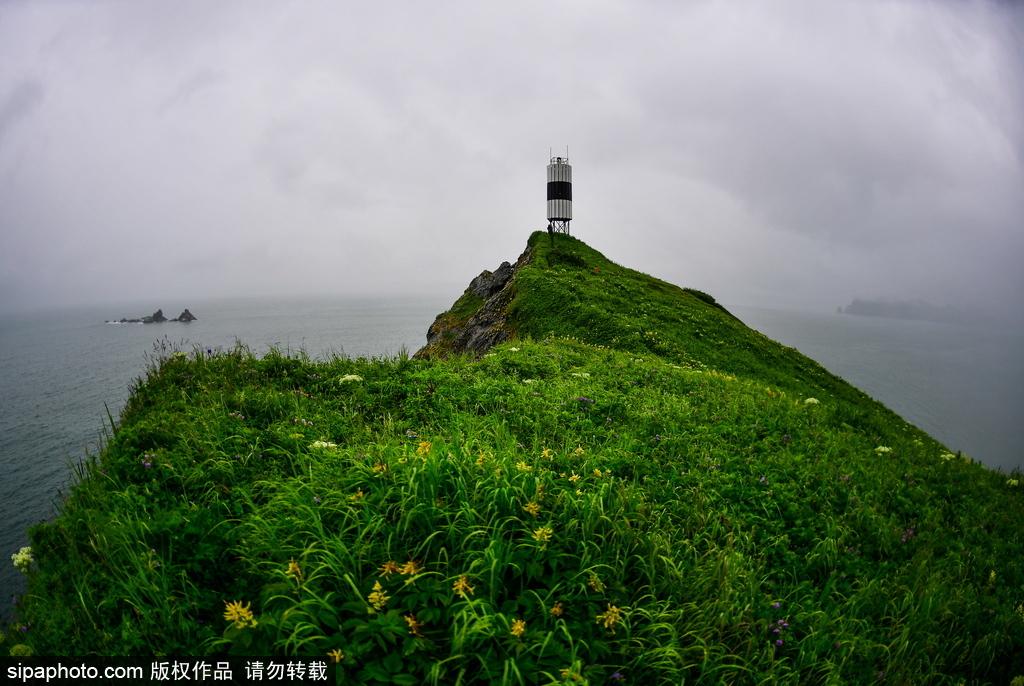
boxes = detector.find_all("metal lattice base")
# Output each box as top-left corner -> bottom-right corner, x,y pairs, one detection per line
548,221 -> 570,235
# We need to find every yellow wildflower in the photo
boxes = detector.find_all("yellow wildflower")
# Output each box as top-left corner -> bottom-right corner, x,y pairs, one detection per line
368,581 -> 389,611
532,525 -> 554,544
476,452 -> 487,467
573,446 -> 585,457
327,648 -> 344,663
593,468 -> 604,478
523,501 -> 541,517
560,668 -> 584,682
516,461 -> 533,473
452,574 -> 475,599
596,604 -> 623,632
372,462 -> 388,475
404,613 -> 424,637
541,447 -> 553,459
349,489 -> 365,503
550,601 -> 564,617
379,560 -> 400,577
587,573 -> 605,593
223,600 -> 257,629
286,559 -> 302,581
510,618 -> 526,638
416,441 -> 432,456
400,560 -> 423,576
568,472 -> 581,484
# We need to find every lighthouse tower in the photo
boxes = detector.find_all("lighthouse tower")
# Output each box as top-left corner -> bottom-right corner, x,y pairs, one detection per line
546,154 -> 572,235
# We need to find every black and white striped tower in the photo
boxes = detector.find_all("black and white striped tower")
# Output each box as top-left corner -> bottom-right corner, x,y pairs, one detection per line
546,154 -> 572,235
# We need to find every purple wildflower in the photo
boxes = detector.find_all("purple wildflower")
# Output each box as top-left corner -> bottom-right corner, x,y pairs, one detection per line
610,672 -> 625,682
775,639 -> 784,647
772,601 -> 781,609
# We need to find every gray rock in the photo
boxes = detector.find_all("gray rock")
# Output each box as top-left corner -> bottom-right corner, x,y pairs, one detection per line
417,246 -> 533,358
466,261 -> 514,300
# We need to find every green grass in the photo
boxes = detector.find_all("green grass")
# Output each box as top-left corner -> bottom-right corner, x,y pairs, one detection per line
6,232 -> 1024,684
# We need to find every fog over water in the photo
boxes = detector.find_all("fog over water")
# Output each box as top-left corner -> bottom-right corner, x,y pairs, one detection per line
1,1 -> 1022,323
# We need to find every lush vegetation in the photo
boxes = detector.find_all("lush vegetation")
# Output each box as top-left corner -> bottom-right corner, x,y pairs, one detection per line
7,233 -> 1023,684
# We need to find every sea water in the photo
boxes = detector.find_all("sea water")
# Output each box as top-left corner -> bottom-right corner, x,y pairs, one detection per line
1,297 -> 1021,622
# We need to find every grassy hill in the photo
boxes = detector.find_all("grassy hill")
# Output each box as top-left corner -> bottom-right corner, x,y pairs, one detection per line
6,232 -> 1023,684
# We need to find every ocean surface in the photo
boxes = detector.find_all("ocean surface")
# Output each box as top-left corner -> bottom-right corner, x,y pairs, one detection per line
1,296 -> 1021,622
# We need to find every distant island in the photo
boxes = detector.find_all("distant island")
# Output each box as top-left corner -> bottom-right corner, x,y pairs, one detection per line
106,308 -> 196,324
840,298 -> 967,324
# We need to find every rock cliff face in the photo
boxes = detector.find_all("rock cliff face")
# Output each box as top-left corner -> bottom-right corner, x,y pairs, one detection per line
415,245 -> 533,359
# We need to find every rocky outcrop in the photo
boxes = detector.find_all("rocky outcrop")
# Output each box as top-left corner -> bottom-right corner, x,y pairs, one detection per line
106,308 -> 196,324
415,246 -> 532,359
467,261 -> 514,300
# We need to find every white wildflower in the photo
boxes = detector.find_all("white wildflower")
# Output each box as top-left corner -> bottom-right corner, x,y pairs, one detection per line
874,446 -> 892,455
508,347 -> 520,352
803,397 -> 820,405
338,374 -> 363,383
11,547 -> 33,574
571,372 -> 591,378
311,440 -> 338,450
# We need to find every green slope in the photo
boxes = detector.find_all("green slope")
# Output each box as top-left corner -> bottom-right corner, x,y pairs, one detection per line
7,233 -> 1023,684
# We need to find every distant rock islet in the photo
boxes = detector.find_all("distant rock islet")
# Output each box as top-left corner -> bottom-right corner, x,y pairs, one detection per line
106,308 -> 197,324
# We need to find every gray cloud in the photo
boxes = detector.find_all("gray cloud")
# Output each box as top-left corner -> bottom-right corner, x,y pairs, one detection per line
0,80 -> 43,149
0,0 -> 1020,321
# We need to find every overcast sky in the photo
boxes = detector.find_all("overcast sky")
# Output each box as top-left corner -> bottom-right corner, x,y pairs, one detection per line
1,0 -> 1021,318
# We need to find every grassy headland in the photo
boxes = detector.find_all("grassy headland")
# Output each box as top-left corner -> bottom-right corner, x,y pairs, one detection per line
6,232 -> 1023,684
